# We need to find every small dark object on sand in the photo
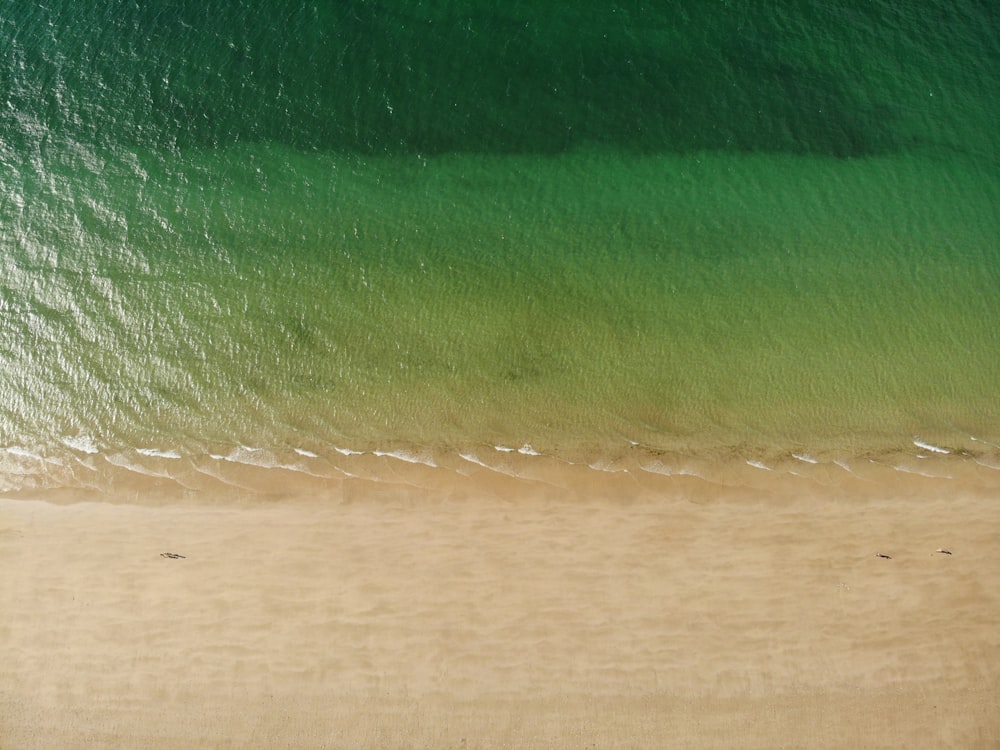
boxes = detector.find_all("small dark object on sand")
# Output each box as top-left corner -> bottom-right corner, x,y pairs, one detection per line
874,553 -> 892,559
160,552 -> 186,559
935,548 -> 953,555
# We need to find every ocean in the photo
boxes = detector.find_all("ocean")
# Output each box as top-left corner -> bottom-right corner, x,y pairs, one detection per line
2,0 -> 999,498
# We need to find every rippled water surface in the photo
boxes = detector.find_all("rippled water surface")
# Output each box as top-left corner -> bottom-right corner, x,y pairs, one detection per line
2,1 -> 999,494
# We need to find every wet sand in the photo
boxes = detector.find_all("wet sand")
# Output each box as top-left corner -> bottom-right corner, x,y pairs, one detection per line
2,462 -> 999,748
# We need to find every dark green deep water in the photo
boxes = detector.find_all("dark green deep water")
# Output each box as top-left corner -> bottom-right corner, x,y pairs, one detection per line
2,1 -> 999,490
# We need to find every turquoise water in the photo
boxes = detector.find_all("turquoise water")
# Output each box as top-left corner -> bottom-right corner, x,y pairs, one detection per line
2,1 -> 999,492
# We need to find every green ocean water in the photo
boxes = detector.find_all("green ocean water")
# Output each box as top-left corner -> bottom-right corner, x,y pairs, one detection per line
1,1 -> 999,490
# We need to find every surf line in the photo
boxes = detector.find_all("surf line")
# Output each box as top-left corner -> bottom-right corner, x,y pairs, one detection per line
913,439 -> 950,454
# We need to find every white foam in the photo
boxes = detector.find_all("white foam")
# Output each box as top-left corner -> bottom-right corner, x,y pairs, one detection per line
792,453 -> 818,464
5,446 -> 40,459
137,448 -> 182,459
62,435 -> 99,454
208,447 -> 333,477
105,453 -> 171,478
640,461 -> 673,477
294,448 -> 319,458
517,444 -> 541,456
334,446 -> 365,456
494,445 -> 516,453
372,450 -> 437,467
747,460 -> 771,471
894,465 -> 953,480
459,452 -> 492,470
222,446 -> 278,468
913,439 -> 950,454
459,452 -> 521,478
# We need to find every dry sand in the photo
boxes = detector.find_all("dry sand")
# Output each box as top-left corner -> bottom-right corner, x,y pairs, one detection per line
2,460 -> 999,748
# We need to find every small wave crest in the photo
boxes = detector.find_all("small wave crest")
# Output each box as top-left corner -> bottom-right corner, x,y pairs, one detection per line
913,439 -> 950,455
136,448 -> 182,460
371,450 -> 438,468
62,436 -> 100,455
2,436 -> 999,502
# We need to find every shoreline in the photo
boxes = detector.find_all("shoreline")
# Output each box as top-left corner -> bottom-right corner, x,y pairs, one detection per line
3,434 -> 1000,504
3,469 -> 999,748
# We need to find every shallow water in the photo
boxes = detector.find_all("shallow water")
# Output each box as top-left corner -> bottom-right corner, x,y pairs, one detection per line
2,1 -> 999,495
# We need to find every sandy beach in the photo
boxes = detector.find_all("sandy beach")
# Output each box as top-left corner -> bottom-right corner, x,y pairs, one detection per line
2,459 -> 999,749
5,1 -> 1000,747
